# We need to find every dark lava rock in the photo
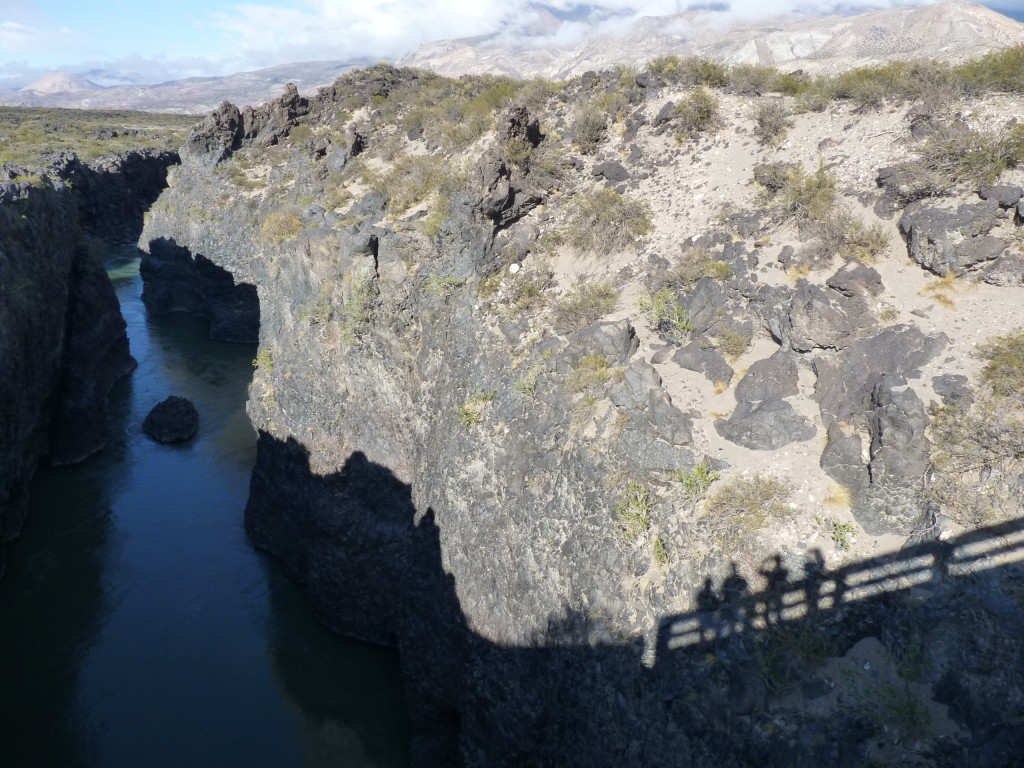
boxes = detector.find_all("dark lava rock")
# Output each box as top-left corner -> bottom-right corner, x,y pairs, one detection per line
143,396 -> 199,443
672,340 -> 733,383
899,199 -> 1005,275
980,184 -> 1023,208
592,160 -> 630,183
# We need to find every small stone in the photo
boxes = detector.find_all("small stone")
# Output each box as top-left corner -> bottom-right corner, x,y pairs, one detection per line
508,263 -> 521,274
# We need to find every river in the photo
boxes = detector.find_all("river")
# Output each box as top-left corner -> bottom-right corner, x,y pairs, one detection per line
0,246 -> 409,767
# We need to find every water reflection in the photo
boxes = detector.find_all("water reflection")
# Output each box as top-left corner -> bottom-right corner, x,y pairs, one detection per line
0,247 -> 409,767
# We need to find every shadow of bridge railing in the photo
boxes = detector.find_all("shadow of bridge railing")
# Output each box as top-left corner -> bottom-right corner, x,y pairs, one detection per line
655,516 -> 1024,660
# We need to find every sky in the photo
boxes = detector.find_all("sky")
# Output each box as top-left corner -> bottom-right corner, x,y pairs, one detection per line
0,0 -> 1021,86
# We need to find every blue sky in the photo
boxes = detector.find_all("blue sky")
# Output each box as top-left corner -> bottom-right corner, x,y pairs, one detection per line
0,1 -> 1021,85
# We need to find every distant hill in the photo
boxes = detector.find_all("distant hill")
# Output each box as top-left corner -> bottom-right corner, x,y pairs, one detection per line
397,0 -> 1024,79
0,60 -> 368,115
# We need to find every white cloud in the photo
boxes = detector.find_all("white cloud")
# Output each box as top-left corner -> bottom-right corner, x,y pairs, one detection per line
207,0 -> 943,68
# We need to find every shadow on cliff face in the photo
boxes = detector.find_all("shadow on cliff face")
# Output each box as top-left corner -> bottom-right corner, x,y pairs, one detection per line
246,432 -> 1024,767
0,373 -> 132,767
141,237 -> 260,343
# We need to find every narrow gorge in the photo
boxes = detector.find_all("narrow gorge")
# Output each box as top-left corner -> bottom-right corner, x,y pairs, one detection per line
4,50 -> 1024,766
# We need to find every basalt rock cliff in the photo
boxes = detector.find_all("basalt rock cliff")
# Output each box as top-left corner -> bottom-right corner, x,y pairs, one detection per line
140,65 -> 1024,765
0,148 -> 177,577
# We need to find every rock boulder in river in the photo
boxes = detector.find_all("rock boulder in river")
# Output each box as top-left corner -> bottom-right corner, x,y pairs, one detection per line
143,396 -> 199,443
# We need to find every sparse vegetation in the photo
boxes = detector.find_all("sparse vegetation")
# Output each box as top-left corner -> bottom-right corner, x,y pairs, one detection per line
456,390 -> 495,430
704,475 -> 793,538
0,106 -> 193,167
571,107 -> 607,154
673,87 -> 721,142
552,281 -> 618,331
259,210 -> 303,244
564,189 -> 653,255
715,326 -> 752,362
672,461 -> 720,504
614,481 -> 654,542
925,327 -> 1024,526
565,354 -> 613,392
638,288 -> 693,344
752,99 -> 792,146
662,245 -> 732,291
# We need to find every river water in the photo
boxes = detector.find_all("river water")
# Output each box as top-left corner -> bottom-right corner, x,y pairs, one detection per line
0,247 -> 409,767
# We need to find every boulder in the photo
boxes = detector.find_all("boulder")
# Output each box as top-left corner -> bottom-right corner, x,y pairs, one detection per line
143,396 -> 199,443
591,161 -> 630,183
671,341 -> 733,383
899,200 -> 1005,275
715,351 -> 815,450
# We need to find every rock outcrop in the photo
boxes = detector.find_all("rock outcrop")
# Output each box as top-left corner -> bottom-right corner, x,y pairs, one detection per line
139,65 -> 1024,765
143,396 -> 199,443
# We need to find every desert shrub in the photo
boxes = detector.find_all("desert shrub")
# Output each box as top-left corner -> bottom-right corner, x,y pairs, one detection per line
647,55 -> 681,76
421,167 -> 468,237
614,481 -> 654,542
729,65 -> 776,96
572,107 -> 608,154
716,326 -> 753,362
337,273 -> 376,344
752,99 -> 792,146
288,123 -> 314,145
363,153 -> 449,215
925,327 -> 1024,525
978,329 -> 1024,399
507,268 -> 552,313
927,123 -> 1024,188
565,354 -> 613,392
956,44 -> 1024,94
638,288 -> 692,344
552,281 -> 618,331
456,390 -> 495,429
803,212 -> 891,263
564,189 -> 652,255
704,474 -> 792,534
673,87 -> 721,141
755,163 -> 836,224
794,77 -> 837,113
259,210 -> 303,244
663,245 -> 732,290
672,461 -> 719,504
677,58 -> 729,88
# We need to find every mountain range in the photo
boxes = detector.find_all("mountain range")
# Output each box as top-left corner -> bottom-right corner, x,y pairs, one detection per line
1,1 -> 1021,114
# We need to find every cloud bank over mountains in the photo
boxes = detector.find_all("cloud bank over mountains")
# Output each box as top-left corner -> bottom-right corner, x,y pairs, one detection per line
0,0 -> 1005,88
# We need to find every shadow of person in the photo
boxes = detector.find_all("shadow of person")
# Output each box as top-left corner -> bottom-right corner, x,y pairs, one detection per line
759,554 -> 789,626
721,563 -> 750,637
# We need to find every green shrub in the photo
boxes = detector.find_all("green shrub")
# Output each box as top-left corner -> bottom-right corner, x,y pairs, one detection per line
638,288 -> 692,344
552,281 -> 618,331
564,189 -> 653,255
956,44 -> 1024,94
672,461 -> 720,503
337,274 -> 376,344
729,64 -> 776,96
716,326 -> 753,362
614,481 -> 654,542
978,329 -> 1024,399
673,87 -> 721,141
677,58 -> 729,88
456,390 -> 495,429
752,99 -> 792,146
663,245 -> 732,290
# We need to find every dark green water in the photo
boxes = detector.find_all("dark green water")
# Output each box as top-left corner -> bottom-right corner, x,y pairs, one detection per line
0,247 -> 409,768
